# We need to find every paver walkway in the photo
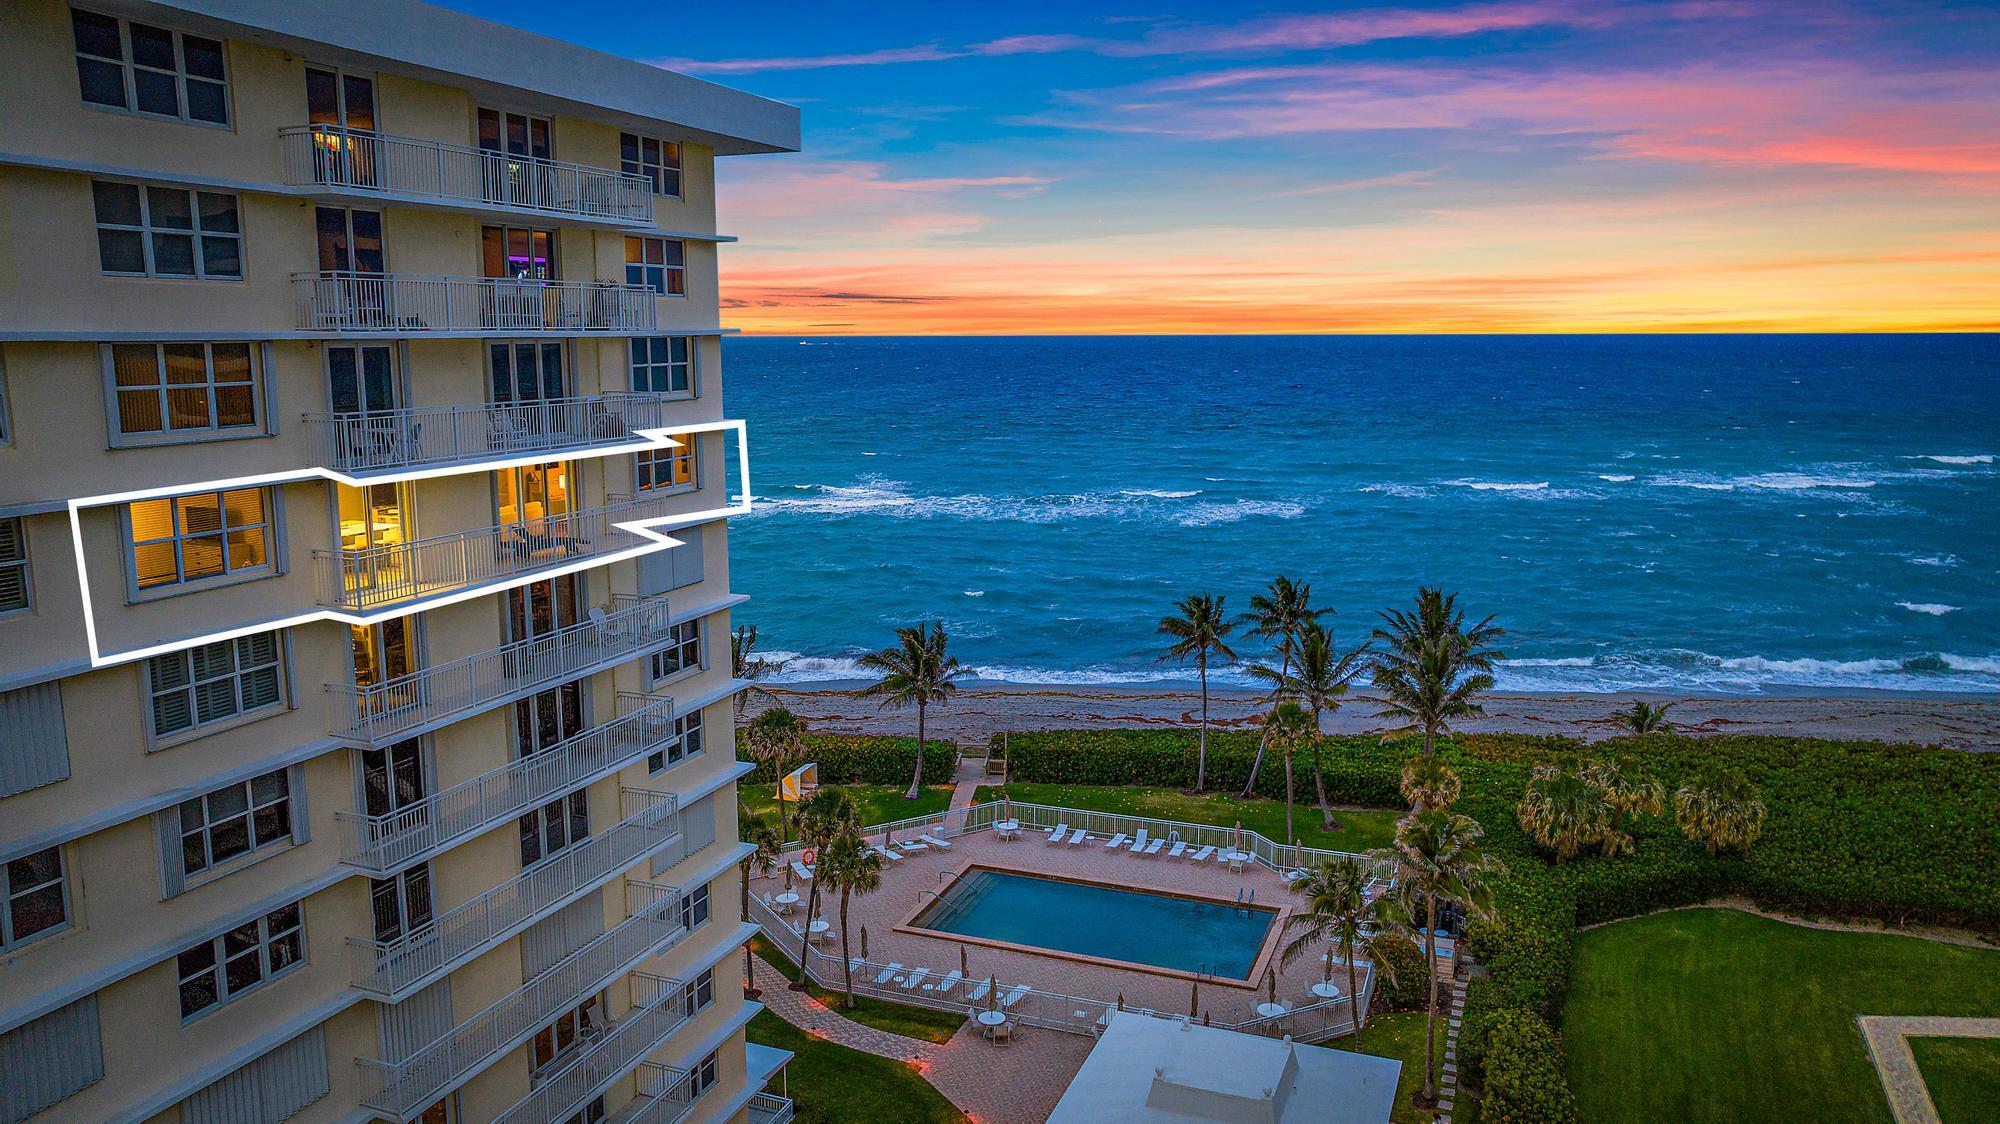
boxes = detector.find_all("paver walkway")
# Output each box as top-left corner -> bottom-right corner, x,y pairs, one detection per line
1435,960 -> 1470,1123
752,955 -> 1092,1123
947,754 -> 986,814
1857,1014 -> 2000,1124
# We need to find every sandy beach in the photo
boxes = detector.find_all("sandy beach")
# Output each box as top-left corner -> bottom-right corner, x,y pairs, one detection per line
749,681 -> 2000,752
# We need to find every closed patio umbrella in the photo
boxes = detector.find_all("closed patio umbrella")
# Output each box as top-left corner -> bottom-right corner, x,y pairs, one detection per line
860,926 -> 869,961
960,945 -> 969,980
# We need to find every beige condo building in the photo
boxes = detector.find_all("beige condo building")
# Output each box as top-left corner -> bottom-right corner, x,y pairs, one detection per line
0,3 -> 800,1122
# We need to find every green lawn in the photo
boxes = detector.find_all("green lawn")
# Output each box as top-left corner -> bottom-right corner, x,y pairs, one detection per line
1909,1037 -> 2000,1124
752,936 -> 967,1044
747,1009 -> 966,1124
973,782 -> 1403,852
1563,908 -> 2000,1123
1362,1011 -> 1478,1124
740,784 -> 956,840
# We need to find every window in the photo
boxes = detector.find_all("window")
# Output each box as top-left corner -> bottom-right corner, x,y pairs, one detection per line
620,134 -> 681,196
0,517 -> 28,615
176,902 -> 304,1018
650,619 -> 701,681
370,862 -> 433,944
72,9 -> 229,124
678,882 -> 710,931
687,1050 -> 719,1099
128,487 -> 272,590
647,708 -> 703,773
629,337 -> 693,395
519,792 -> 588,868
148,632 -> 284,738
635,435 -> 695,493
532,996 -> 603,1070
177,769 -> 293,878
682,969 -> 715,1014
361,738 -> 427,818
624,237 -> 684,296
3,846 -> 68,950
107,342 -> 258,439
560,1097 -> 605,1124
94,181 -> 241,279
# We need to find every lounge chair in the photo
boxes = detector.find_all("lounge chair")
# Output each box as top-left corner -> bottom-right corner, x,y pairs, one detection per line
1104,833 -> 1130,851
872,844 -> 904,862
934,970 -> 963,995
897,839 -> 930,853
1139,837 -> 1166,856
901,968 -> 931,991
873,963 -> 904,985
968,978 -> 993,1002
1282,868 -> 1309,885
1065,828 -> 1087,845
1000,984 -> 1031,1008
1046,823 -> 1070,844
1188,845 -> 1215,862
1166,841 -> 1188,859
791,861 -> 815,881
1131,828 -> 1150,853
918,832 -> 953,849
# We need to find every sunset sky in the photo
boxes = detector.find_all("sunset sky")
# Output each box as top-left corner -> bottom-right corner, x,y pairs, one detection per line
449,0 -> 2000,334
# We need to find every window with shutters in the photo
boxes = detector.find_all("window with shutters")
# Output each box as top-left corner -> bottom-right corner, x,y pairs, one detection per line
177,768 -> 294,879
176,901 -> 305,1019
147,631 -> 286,741
2,846 -> 68,950
0,996 -> 104,1121
0,517 -> 28,615
126,486 -> 276,593
104,341 -> 263,444
93,181 -> 242,279
71,9 -> 231,125
649,619 -> 702,682
647,708 -> 703,774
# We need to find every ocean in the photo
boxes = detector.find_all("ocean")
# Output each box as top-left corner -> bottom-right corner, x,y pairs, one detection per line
720,335 -> 1998,696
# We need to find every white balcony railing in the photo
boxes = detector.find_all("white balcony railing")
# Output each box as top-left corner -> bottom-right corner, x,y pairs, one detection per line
335,694 -> 676,874
358,882 -> 686,1118
304,393 -> 688,473
349,787 -> 681,999
280,124 -> 655,223
748,1093 -> 798,1124
314,492 -> 685,611
623,1061 -> 697,1124
493,971 -> 695,1124
294,272 -> 656,334
332,594 -> 674,747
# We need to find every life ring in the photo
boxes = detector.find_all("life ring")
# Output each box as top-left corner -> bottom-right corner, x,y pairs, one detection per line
801,849 -> 816,866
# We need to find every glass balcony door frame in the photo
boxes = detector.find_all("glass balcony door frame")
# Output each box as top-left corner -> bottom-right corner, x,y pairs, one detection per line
305,63 -> 378,187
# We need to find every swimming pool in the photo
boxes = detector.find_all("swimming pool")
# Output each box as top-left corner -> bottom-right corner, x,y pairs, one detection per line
909,867 -> 1276,980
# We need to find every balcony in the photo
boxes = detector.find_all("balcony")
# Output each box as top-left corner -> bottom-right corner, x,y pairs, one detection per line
349,787 -> 680,999
293,272 -> 656,335
493,971 -> 695,1124
336,694 -> 676,875
332,595 -> 675,747
305,393 -> 689,474
749,1093 -> 799,1124
280,124 -> 654,224
314,492 -> 685,612
357,881 -> 687,1119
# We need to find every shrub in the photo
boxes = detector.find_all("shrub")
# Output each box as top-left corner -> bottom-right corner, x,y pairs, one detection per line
1481,1010 -> 1581,1123
737,731 -> 956,787
1001,729 -> 1407,806
1368,934 -> 1431,1012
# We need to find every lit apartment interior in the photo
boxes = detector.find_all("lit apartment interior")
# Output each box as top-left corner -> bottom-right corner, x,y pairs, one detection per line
0,2 -> 798,1122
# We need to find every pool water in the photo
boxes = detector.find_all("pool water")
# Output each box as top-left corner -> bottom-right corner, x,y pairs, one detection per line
911,868 -> 1275,979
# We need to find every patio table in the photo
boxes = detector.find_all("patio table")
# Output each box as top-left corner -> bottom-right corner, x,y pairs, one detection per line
1310,982 -> 1343,999
773,892 -> 800,914
1223,849 -> 1252,872
995,819 -> 1021,840
1255,1002 -> 1291,1019
808,919 -> 831,943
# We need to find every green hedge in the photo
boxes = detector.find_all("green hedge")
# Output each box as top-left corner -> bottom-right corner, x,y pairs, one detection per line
999,728 -> 1409,805
1368,934 -> 1431,1012
1480,1010 -> 1581,1123
737,732 -> 956,787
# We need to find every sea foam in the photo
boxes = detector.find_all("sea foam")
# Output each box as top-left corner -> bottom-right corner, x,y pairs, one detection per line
1897,602 -> 1960,616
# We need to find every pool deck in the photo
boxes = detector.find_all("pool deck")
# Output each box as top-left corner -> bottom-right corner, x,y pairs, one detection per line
754,826 -> 1372,1026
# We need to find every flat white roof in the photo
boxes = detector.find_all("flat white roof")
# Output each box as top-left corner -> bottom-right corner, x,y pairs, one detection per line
96,0 -> 799,154
1048,1012 -> 1401,1124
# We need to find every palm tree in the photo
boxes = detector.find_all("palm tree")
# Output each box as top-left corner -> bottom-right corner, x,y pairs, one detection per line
731,624 -> 794,719
1368,587 -> 1506,759
1615,699 -> 1677,735
789,788 -> 859,988
814,829 -> 884,1009
1674,767 -> 1766,856
1253,620 -> 1368,827
1582,755 -> 1665,857
857,622 -> 971,799
1516,764 -> 1611,863
746,707 -> 807,842
1400,754 -> 1462,812
1240,577 -> 1331,797
1279,857 -> 1398,1051
1387,809 -> 1506,1108
1261,701 -> 1317,847
742,811 -> 783,878
1157,593 -> 1238,793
